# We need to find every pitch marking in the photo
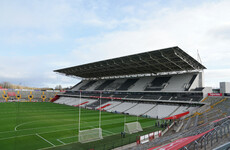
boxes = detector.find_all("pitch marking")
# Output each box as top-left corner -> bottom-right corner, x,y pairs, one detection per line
36,133 -> 55,147
57,139 -> 66,145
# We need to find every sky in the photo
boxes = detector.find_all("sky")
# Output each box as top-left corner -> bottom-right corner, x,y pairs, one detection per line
0,0 -> 230,88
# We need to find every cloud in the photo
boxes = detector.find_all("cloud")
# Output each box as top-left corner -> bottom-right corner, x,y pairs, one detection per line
0,54 -> 77,88
0,0 -> 230,88
70,0 -> 230,87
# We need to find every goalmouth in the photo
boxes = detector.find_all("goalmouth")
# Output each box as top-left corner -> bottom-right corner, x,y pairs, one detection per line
78,128 -> 103,143
124,122 -> 143,134
78,91 -> 104,143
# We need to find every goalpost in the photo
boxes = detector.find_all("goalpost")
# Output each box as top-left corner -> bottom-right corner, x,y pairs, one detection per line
79,128 -> 103,143
78,91 -> 103,143
124,115 -> 143,134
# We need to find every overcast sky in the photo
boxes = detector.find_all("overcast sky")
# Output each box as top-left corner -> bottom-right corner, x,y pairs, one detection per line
0,0 -> 230,88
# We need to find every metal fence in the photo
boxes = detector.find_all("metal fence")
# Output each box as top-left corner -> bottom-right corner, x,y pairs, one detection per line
129,118 -> 230,150
181,119 -> 230,150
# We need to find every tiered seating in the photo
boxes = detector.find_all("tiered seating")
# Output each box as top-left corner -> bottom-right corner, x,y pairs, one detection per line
32,91 -> 42,100
214,98 -> 230,116
162,74 -> 194,91
128,77 -> 153,92
145,104 -> 179,119
145,76 -> 171,91
54,97 -> 73,104
185,74 -> 197,91
117,78 -> 139,91
71,80 -> 88,91
170,106 -> 189,116
79,80 -> 97,90
101,101 -> 122,110
95,79 -> 115,90
86,99 -> 109,109
0,90 -> 4,100
105,79 -> 126,91
87,80 -> 105,91
70,81 -> 82,90
97,103 -> 111,110
54,97 -> 96,107
108,102 -> 137,112
202,96 -> 225,104
125,103 -> 156,116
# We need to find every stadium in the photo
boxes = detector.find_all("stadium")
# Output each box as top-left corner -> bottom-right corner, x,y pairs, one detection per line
1,46 -> 230,150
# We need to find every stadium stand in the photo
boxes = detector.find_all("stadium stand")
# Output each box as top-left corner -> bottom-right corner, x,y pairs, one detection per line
117,78 -> 139,91
86,99 -> 108,109
79,80 -> 97,90
145,76 -> 171,91
95,79 -> 115,90
55,47 -> 208,121
104,78 -> 126,91
99,101 -> 122,110
54,46 -> 228,149
0,90 -> 57,102
108,102 -> 138,113
124,103 -> 156,116
128,77 -> 153,92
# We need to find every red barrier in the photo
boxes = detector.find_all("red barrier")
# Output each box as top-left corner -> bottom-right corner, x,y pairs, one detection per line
148,129 -> 214,150
208,93 -> 222,96
97,104 -> 111,110
50,95 -> 60,102
74,101 -> 89,107
164,111 -> 189,120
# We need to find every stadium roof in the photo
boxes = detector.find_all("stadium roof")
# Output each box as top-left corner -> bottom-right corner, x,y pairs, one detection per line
54,46 -> 206,78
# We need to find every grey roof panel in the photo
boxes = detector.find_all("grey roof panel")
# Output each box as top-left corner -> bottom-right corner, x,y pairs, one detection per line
54,46 -> 206,78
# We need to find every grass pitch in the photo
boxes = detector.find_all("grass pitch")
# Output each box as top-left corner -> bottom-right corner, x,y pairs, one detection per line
0,102 -> 162,150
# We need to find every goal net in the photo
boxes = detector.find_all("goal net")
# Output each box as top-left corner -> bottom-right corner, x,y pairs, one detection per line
124,122 -> 143,134
78,128 -> 103,143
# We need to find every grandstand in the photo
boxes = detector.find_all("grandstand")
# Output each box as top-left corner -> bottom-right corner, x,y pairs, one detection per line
51,46 -> 230,149
0,89 -> 57,102
54,47 -> 208,119
2,46 -> 230,150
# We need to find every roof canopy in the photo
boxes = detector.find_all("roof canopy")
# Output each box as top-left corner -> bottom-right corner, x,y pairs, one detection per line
54,46 -> 206,78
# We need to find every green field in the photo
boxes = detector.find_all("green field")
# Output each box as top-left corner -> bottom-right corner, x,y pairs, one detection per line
0,102 -> 162,150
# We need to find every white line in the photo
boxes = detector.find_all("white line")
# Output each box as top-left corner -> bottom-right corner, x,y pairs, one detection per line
15,121 -> 38,131
0,114 -> 151,141
4,115 -> 147,136
57,139 -> 66,145
14,122 -> 77,132
0,127 -> 77,141
5,116 -> 124,134
36,133 -> 55,147
60,135 -> 78,140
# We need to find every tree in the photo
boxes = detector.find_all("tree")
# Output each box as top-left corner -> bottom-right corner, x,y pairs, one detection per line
55,85 -> 62,90
2,82 -> 11,89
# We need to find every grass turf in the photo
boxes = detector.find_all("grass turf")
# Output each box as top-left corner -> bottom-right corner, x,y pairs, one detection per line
0,102 -> 162,150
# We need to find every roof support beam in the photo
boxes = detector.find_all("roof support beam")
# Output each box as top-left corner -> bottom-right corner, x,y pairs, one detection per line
174,50 -> 197,70
54,47 -> 206,78
148,53 -> 174,72
160,51 -> 184,70
138,56 -> 160,74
